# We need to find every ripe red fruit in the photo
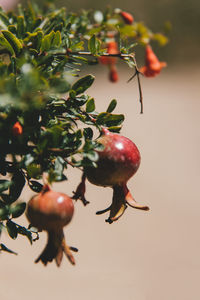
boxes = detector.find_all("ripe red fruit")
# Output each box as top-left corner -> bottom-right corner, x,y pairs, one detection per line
99,41 -> 119,82
26,184 -> 77,266
140,45 -> 166,77
120,11 -> 134,24
12,121 -> 23,136
83,128 -> 149,223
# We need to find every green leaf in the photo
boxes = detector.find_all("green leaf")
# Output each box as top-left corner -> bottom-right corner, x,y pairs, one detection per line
107,126 -> 122,133
86,98 -> 95,113
105,114 -> 124,127
0,180 -> 11,193
0,11 -> 9,30
29,180 -> 43,193
0,243 -> 17,255
55,156 -> 64,173
0,222 -> 3,237
50,78 -> 71,93
0,206 -> 9,221
8,25 -> 17,35
24,1 -> 36,32
6,220 -> 18,239
1,30 -> 23,56
27,164 -> 41,179
83,127 -> 93,140
96,112 -> 124,126
9,171 -> 25,203
106,99 -> 117,113
41,31 -> 56,52
24,31 -> 44,51
23,154 -> 35,167
0,34 -> 15,56
17,226 -> 32,244
72,74 -> 95,95
17,16 -> 25,38
10,202 -> 26,219
96,112 -> 108,125
52,31 -> 61,47
85,150 -> 99,162
88,34 -> 101,55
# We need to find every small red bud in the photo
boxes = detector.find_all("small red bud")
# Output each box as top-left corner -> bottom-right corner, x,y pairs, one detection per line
109,66 -> 119,82
12,121 -> 23,136
120,11 -> 134,24
99,41 -> 118,65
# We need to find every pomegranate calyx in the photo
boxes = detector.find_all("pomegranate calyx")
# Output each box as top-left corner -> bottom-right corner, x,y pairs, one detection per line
96,184 -> 149,224
125,191 -> 149,210
35,229 -> 77,266
123,184 -> 149,211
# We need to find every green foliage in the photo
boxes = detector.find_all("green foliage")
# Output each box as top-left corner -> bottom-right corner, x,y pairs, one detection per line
0,1 -> 167,253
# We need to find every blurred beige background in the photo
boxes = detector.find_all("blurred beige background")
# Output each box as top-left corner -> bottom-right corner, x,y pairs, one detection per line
0,0 -> 200,299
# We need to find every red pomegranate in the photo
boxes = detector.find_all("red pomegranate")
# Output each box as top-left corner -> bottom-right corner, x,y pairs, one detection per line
27,184 -> 77,266
73,128 -> 149,223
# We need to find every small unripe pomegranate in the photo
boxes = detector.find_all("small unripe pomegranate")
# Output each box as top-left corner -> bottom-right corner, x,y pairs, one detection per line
74,128 -> 149,223
26,184 -> 77,266
12,121 -> 23,136
120,11 -> 134,24
140,45 -> 166,77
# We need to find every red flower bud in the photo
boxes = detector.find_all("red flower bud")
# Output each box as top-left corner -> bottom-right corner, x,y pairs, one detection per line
120,11 -> 134,24
99,42 -> 119,82
12,121 -> 23,136
99,41 -> 118,65
140,45 -> 166,77
109,65 -> 119,82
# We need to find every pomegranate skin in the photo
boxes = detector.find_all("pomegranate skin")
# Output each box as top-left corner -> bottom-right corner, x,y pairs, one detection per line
26,185 -> 77,266
27,186 -> 74,231
74,129 -> 148,223
85,128 -> 141,187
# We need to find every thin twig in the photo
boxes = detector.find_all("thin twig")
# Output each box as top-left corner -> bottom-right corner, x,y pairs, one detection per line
63,50 -> 136,61
127,70 -> 137,83
136,70 -> 143,114
127,56 -> 144,114
67,50 -> 144,114
63,158 -> 83,171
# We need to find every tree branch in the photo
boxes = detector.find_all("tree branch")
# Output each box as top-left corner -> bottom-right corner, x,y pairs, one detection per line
65,50 -> 143,113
